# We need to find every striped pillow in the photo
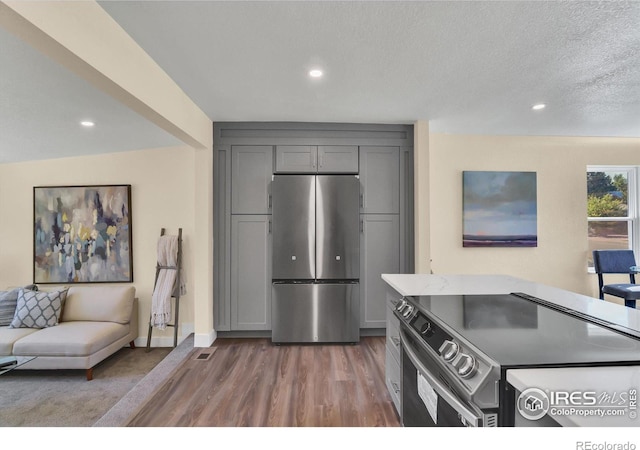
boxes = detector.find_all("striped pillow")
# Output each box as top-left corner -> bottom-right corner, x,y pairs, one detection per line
0,285 -> 38,327
0,288 -> 21,327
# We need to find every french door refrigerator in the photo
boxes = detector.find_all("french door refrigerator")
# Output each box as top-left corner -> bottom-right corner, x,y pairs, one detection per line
271,174 -> 360,343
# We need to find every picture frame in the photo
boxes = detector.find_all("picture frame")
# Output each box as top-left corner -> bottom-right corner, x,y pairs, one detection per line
462,171 -> 537,247
33,184 -> 133,284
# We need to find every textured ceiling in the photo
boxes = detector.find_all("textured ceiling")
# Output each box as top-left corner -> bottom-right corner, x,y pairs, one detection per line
1,1 -> 639,164
100,0 -> 640,136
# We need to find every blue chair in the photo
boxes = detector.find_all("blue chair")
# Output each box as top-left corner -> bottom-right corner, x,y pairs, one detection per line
592,250 -> 640,308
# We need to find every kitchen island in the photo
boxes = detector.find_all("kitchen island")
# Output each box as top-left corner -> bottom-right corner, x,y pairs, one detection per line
382,273 -> 640,336
382,273 -> 640,427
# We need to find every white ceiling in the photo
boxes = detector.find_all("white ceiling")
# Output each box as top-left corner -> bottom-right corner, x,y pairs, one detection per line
2,1 -> 640,164
0,24 -> 182,164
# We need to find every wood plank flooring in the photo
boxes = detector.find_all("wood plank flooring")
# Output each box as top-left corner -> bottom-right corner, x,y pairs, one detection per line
126,336 -> 400,427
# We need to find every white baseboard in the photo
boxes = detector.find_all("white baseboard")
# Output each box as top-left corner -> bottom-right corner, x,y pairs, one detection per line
134,322 -> 194,348
194,329 -> 217,347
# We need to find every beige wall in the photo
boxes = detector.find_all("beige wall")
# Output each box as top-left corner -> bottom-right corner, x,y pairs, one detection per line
0,146 -> 198,346
424,133 -> 640,298
414,120 -> 431,273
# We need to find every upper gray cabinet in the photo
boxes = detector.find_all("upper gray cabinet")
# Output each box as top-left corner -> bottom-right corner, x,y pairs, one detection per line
359,146 -> 400,214
317,146 -> 358,173
275,145 -> 358,174
275,145 -> 316,173
231,145 -> 273,214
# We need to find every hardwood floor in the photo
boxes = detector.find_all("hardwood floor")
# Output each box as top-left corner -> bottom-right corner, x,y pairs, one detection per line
126,336 -> 400,427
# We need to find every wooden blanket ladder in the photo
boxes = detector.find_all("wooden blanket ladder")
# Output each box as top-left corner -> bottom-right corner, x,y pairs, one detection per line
146,228 -> 182,351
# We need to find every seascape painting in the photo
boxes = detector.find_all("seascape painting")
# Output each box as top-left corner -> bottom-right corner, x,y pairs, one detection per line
463,171 -> 537,247
33,185 -> 133,283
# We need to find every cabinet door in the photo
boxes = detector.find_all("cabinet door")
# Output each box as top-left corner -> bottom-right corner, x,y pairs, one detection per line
359,146 -> 400,214
231,215 -> 272,330
360,214 -> 400,328
275,145 -> 317,173
385,346 -> 401,414
317,146 -> 358,173
231,146 -> 273,214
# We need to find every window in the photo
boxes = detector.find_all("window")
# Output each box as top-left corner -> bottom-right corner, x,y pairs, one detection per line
587,166 -> 638,270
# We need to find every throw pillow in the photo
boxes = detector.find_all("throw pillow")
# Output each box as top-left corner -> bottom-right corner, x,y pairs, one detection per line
10,288 -> 68,329
0,288 -> 20,327
0,285 -> 38,327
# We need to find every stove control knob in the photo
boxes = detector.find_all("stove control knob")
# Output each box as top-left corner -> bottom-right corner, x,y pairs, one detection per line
420,321 -> 433,337
402,305 -> 414,318
395,300 -> 407,313
439,340 -> 459,362
455,354 -> 478,379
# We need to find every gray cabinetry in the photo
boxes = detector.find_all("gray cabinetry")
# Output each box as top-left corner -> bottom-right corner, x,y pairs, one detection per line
230,215 -> 272,330
359,146 -> 400,214
275,145 -> 316,173
385,288 -> 402,415
317,146 -> 358,173
276,145 -> 358,173
360,214 -> 400,328
358,146 -> 402,330
231,145 -> 273,214
214,122 -> 413,335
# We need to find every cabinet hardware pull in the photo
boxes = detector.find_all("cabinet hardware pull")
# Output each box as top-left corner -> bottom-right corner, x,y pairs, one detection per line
268,194 -> 272,209
360,193 -> 364,208
268,220 -> 272,234
391,336 -> 400,347
391,381 -> 400,393
360,219 -> 364,233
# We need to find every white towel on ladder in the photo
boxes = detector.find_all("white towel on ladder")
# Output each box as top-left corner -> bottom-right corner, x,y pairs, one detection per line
151,235 -> 180,330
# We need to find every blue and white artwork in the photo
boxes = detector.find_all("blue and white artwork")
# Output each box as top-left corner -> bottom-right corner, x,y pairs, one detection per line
463,171 -> 537,247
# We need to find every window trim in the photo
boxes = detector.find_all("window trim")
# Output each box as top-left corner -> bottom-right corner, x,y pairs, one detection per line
587,165 -> 639,273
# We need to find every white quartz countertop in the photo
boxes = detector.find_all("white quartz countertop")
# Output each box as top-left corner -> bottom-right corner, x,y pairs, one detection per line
381,273 -> 640,335
507,366 -> 640,427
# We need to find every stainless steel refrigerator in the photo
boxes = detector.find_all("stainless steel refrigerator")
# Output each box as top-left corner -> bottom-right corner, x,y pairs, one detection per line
271,175 -> 360,343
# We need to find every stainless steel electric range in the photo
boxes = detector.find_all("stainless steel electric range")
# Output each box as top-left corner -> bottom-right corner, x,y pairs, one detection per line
394,292 -> 640,427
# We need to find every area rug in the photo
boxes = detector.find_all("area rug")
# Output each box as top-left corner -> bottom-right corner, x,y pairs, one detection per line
0,346 -> 171,427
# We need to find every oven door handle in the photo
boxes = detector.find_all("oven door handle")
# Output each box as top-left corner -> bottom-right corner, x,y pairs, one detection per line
401,330 -> 483,427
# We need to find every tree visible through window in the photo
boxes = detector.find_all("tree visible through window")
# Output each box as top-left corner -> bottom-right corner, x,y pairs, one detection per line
587,167 -> 635,269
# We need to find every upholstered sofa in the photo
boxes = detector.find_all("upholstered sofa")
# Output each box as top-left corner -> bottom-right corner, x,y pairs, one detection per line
0,285 -> 138,380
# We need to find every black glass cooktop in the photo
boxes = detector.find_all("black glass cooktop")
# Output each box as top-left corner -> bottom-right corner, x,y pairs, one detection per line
410,294 -> 640,367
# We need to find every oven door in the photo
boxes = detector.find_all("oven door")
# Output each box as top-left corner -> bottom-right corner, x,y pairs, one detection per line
401,327 -> 488,427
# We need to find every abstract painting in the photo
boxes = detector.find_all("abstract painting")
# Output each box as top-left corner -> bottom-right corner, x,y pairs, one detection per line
34,185 -> 133,283
463,171 -> 537,247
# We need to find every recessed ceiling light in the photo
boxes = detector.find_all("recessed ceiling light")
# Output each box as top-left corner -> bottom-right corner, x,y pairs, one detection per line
532,103 -> 546,110
309,69 -> 323,78
80,120 -> 95,127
